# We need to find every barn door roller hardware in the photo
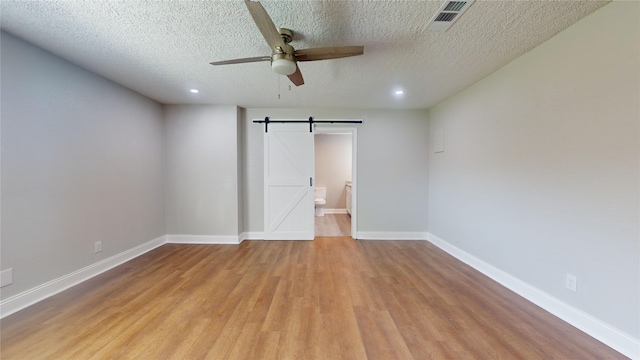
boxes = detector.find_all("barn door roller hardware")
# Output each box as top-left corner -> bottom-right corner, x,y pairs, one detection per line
254,117 -> 363,133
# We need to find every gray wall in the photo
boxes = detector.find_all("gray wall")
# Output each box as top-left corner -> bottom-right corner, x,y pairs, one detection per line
242,108 -> 429,235
314,134 -> 352,210
1,32 -> 166,299
427,2 -> 639,337
164,104 -> 240,236
236,107 -> 245,236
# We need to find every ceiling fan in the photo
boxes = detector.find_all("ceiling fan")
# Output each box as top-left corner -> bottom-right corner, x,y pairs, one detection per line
210,0 -> 364,86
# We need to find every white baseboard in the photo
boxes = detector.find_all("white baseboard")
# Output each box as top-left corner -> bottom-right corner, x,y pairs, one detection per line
240,232 -> 265,241
324,208 -> 348,214
426,232 -> 639,360
166,234 -> 240,244
356,231 -> 428,240
0,235 -> 167,319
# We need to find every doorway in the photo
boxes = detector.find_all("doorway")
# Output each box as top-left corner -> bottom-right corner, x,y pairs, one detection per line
314,126 -> 357,238
262,122 -> 358,240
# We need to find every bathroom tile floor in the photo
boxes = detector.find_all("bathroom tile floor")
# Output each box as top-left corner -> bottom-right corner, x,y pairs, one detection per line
315,214 -> 351,237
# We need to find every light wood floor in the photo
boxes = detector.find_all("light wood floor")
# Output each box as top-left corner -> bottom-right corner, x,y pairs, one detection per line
315,213 -> 351,236
1,238 -> 625,359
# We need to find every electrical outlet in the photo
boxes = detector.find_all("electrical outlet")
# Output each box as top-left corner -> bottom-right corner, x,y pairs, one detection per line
1,268 -> 13,288
566,273 -> 577,292
94,241 -> 102,253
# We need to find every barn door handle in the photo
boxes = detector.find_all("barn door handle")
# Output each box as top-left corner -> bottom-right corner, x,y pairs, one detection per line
310,177 -> 313,187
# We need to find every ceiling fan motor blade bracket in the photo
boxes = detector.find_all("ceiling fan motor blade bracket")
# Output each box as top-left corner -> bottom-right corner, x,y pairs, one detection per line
273,43 -> 295,56
271,52 -> 295,62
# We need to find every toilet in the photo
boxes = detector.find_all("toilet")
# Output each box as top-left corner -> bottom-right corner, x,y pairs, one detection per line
314,187 -> 326,217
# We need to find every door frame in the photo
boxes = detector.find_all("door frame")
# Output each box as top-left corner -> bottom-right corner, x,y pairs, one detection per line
314,124 -> 358,239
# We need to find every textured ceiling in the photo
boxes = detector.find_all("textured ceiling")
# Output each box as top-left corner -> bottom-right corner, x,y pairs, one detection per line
1,0 -> 608,109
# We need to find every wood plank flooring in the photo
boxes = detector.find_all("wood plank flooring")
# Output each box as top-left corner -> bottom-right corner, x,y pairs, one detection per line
0,238 -> 626,359
315,214 -> 351,236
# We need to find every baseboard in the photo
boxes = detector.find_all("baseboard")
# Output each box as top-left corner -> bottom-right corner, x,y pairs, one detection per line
166,234 -> 240,244
240,232 -> 265,241
324,208 -> 348,214
426,232 -> 639,360
356,231 -> 428,240
0,235 -> 167,319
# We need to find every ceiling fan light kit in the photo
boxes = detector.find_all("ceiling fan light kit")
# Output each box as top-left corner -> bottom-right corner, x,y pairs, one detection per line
210,0 -> 364,86
271,54 -> 297,76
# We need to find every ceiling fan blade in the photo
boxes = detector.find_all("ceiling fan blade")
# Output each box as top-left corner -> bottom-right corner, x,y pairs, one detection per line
294,46 -> 364,62
287,65 -> 304,86
210,56 -> 271,66
244,0 -> 286,51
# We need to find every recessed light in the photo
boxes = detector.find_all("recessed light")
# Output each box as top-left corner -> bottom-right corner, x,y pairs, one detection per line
395,90 -> 404,95
190,89 -> 199,94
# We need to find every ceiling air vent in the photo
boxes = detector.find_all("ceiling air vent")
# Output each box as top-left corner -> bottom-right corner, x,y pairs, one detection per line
425,0 -> 475,33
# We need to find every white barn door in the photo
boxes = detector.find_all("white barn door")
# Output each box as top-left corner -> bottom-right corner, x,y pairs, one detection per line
264,123 -> 314,240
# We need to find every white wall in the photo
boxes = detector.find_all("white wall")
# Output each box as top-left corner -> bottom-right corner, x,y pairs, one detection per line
0,32 -> 166,299
314,134 -> 352,210
164,105 -> 240,237
242,108 -> 429,236
427,1 -> 639,340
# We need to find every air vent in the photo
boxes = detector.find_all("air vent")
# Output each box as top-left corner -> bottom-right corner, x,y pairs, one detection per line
434,12 -> 458,22
425,0 -> 475,33
444,1 -> 467,12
